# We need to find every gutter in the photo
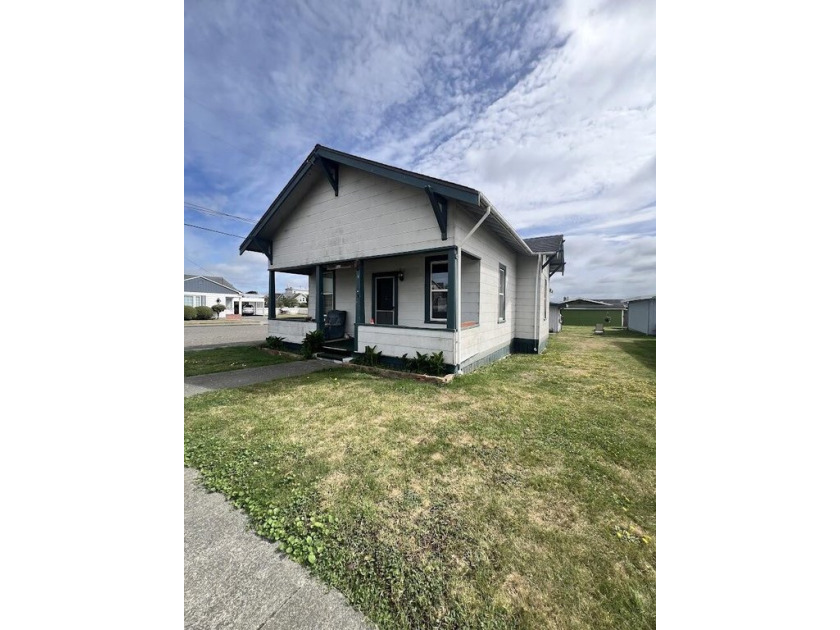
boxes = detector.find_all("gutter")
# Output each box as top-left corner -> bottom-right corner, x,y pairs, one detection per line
454,196 -> 494,373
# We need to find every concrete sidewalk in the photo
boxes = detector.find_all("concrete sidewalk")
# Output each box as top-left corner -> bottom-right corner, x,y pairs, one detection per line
185,468 -> 372,630
185,360 -> 331,397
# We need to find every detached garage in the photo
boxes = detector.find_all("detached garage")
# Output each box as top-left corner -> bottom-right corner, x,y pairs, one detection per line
627,296 -> 656,335
554,298 -> 627,327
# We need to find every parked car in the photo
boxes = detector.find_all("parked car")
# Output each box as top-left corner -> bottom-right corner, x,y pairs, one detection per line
243,305 -> 255,315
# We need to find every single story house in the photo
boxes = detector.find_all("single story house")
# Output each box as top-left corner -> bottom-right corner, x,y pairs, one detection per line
284,287 -> 309,304
239,144 -> 565,374
551,298 -> 627,327
626,295 -> 656,335
184,274 -> 244,317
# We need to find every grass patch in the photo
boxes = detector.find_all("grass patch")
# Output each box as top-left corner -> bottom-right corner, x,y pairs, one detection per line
184,325 -> 655,628
184,345 -> 300,377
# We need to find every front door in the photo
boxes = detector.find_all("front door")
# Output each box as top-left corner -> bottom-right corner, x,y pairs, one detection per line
374,274 -> 397,325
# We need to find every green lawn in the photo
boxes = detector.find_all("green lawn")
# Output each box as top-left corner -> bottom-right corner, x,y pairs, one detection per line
184,326 -> 656,629
184,345 -> 300,377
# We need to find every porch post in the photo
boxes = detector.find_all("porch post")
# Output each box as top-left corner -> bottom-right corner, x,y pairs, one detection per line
355,259 -> 365,352
268,270 -> 276,319
315,264 -> 324,332
447,248 -> 457,330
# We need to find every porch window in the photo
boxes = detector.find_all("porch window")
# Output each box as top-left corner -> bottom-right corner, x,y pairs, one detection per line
184,295 -> 205,307
426,256 -> 448,322
322,272 -> 335,312
498,264 -> 506,323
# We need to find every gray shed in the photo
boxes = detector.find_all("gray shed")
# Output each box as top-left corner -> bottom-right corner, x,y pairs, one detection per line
627,296 -> 656,335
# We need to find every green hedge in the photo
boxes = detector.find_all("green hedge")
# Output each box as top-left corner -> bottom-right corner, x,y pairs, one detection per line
184,305 -> 197,320
195,305 -> 213,320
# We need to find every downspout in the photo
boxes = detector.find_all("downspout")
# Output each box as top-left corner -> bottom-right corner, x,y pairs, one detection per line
455,195 -> 494,373
534,255 -> 541,352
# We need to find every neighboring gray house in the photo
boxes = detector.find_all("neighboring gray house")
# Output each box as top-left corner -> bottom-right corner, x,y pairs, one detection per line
627,296 -> 656,335
184,274 -> 244,317
239,145 -> 565,374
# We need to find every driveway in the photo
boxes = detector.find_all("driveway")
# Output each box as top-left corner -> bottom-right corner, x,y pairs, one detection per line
185,318 -> 269,349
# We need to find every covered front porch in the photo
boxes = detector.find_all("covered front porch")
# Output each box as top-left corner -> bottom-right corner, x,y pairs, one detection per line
266,246 -> 478,369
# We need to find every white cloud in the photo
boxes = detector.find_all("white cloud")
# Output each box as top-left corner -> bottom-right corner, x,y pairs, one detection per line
185,0 -> 655,300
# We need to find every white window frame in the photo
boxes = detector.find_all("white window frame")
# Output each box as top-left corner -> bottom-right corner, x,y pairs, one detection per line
498,264 -> 506,323
429,259 -> 448,322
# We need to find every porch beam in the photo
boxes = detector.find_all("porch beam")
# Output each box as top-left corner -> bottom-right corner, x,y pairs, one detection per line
315,264 -> 324,332
447,248 -> 457,330
424,185 -> 448,240
268,270 -> 276,320
316,157 -> 339,196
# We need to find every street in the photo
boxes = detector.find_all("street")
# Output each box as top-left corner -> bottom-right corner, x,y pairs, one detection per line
184,318 -> 268,349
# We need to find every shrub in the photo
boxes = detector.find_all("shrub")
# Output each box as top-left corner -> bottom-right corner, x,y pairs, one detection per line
403,350 -> 445,376
301,330 -> 325,359
184,305 -> 197,320
265,336 -> 285,350
212,303 -> 226,318
359,345 -> 382,367
195,305 -> 213,320
427,351 -> 446,376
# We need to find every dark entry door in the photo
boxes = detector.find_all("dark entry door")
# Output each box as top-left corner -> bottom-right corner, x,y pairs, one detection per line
374,275 -> 397,325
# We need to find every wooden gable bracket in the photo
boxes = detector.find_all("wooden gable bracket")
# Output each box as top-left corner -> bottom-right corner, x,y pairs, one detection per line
542,252 -> 558,270
316,156 -> 339,196
424,185 -> 448,240
253,238 -> 273,265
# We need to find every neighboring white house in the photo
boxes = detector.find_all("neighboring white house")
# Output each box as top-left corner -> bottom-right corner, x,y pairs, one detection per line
284,286 -> 309,304
627,295 -> 656,335
184,274 -> 244,317
239,145 -> 566,374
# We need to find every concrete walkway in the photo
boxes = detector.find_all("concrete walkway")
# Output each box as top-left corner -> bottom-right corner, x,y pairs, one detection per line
185,360 -> 372,629
185,360 -> 331,398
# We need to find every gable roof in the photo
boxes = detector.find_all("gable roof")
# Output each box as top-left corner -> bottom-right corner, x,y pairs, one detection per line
239,145 -> 563,271
184,274 -> 242,295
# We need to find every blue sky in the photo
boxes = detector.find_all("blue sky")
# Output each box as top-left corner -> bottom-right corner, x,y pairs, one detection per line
185,0 -> 655,300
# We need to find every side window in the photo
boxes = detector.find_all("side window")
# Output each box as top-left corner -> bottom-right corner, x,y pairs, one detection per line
426,256 -> 449,322
498,264 -> 506,323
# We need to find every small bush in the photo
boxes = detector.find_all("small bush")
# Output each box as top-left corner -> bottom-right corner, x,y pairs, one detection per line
427,351 -> 446,376
301,330 -> 325,359
184,305 -> 197,320
266,336 -> 285,350
359,345 -> 382,367
212,303 -> 226,319
195,305 -> 213,320
403,350 -> 445,375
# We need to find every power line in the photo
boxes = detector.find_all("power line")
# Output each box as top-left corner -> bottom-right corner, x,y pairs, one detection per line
184,256 -> 213,276
185,223 -> 247,239
184,202 -> 256,224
